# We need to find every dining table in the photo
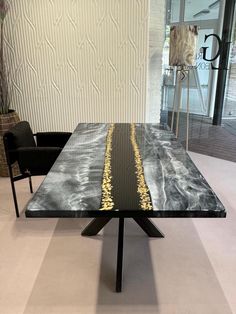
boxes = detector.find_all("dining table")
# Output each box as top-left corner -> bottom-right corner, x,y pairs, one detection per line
25,123 -> 226,292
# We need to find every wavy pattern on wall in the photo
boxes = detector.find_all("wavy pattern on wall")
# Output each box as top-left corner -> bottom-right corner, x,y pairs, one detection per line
4,0 -> 149,132
147,0 -> 165,123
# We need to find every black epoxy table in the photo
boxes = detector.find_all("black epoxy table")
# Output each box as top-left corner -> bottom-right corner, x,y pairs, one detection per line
25,123 -> 226,292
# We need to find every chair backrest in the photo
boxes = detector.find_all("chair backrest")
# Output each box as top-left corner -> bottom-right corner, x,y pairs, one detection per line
3,121 -> 36,165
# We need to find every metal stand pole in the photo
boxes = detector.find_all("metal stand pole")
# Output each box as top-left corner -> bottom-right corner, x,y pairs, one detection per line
186,69 -> 190,151
171,67 -> 178,131
176,69 -> 183,137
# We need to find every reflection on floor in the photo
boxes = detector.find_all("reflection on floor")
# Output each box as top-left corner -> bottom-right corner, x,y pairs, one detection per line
0,153 -> 236,313
223,119 -> 236,136
163,111 -> 236,163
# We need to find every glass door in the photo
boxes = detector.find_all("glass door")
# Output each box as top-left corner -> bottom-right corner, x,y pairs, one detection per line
163,0 -> 225,117
223,11 -> 236,118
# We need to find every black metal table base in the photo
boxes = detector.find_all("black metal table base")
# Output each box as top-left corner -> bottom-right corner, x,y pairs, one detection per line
116,218 -> 124,292
81,217 -> 112,236
81,217 -> 164,292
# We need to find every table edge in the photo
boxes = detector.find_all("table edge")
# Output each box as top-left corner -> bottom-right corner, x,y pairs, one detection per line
25,209 -> 226,218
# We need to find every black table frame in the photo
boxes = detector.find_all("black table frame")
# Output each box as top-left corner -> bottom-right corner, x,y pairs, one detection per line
24,123 -> 226,292
81,217 -> 164,292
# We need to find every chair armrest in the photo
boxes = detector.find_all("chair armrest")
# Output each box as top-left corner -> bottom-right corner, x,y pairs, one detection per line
16,147 -> 62,175
35,132 -> 72,148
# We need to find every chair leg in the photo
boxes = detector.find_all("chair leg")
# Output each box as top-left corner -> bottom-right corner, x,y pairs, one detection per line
29,176 -> 33,193
7,165 -> 20,218
12,182 -> 20,218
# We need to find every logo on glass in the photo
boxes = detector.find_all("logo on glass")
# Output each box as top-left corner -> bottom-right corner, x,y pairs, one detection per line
202,33 -> 231,70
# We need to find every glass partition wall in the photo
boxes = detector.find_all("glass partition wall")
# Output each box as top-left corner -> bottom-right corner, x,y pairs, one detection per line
223,10 -> 236,118
160,0 -> 236,163
162,0 -> 225,122
159,0 -> 236,163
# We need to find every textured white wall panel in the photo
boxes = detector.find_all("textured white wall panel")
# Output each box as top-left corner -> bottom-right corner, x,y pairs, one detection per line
147,0 -> 165,123
4,0 -> 149,132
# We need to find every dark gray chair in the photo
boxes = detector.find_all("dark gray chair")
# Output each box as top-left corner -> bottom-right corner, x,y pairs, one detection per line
3,121 -> 71,217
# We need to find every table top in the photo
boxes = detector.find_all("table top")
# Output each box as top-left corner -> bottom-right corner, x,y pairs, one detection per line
25,123 -> 226,218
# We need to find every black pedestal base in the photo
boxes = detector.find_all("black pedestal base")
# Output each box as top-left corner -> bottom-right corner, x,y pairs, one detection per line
81,217 -> 164,292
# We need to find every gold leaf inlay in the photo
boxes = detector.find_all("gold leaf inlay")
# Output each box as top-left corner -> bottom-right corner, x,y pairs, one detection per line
130,124 -> 153,210
100,124 -> 115,210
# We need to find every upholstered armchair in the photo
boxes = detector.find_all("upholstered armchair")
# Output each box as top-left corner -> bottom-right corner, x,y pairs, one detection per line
3,121 -> 71,217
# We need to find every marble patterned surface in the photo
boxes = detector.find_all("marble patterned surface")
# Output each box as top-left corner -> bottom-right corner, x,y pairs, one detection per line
136,124 -> 225,215
25,123 -> 226,217
26,123 -> 108,216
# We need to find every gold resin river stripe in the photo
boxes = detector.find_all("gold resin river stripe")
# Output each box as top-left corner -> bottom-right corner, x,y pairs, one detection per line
130,124 -> 153,210
100,123 -> 115,211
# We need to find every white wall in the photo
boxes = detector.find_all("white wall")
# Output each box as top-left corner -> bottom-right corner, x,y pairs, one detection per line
4,0 -> 149,132
147,0 -> 165,123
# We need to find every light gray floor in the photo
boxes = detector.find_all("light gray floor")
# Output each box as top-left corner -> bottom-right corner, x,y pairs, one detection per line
0,152 -> 236,314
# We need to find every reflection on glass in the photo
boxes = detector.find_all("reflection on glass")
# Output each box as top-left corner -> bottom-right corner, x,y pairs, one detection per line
170,0 -> 180,23
184,0 -> 220,21
196,29 -> 213,86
